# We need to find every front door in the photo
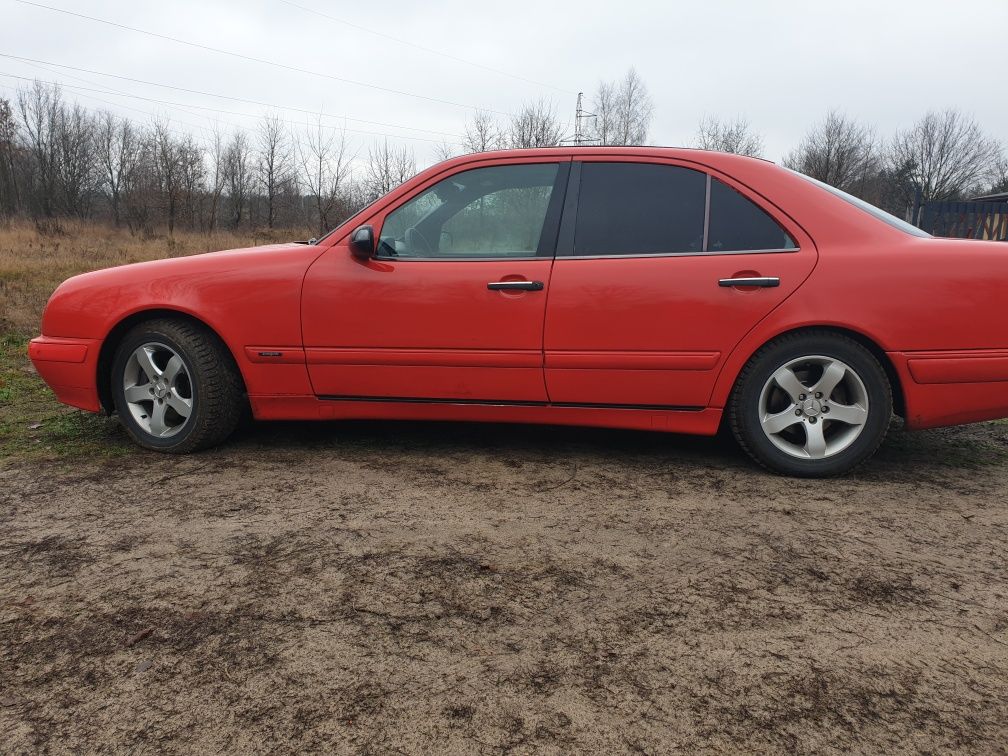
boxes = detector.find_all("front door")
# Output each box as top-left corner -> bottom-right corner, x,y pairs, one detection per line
543,159 -> 818,408
301,159 -> 569,402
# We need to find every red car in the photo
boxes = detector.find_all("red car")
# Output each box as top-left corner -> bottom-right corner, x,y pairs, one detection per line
28,147 -> 1008,476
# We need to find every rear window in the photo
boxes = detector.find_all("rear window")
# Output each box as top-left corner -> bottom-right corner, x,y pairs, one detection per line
789,169 -> 931,238
707,177 -> 796,252
574,162 -> 707,255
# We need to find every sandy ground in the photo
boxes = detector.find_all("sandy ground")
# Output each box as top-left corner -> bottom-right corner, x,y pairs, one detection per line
1,418 -> 1007,754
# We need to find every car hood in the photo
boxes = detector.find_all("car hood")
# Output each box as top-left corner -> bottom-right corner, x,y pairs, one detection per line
56,241 -> 315,288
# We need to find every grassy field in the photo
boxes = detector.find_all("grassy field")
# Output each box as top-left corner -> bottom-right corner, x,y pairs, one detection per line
0,220 -> 306,460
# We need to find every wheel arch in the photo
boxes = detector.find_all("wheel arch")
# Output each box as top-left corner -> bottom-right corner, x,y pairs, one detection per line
720,325 -> 905,419
96,308 -> 247,414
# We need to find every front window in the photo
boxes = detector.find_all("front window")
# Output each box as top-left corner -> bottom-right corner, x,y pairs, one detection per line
378,163 -> 560,258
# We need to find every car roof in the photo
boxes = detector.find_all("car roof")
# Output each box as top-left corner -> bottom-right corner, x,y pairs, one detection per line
448,145 -> 776,165
325,145 -> 923,250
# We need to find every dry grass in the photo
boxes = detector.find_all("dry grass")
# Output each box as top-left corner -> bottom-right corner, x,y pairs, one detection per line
0,220 -> 308,459
0,219 -> 310,336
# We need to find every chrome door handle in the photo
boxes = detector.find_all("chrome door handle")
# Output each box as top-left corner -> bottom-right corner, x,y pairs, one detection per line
487,280 -> 544,291
718,277 -> 780,288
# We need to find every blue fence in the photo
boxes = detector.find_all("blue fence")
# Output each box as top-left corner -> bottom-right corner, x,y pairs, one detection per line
911,201 -> 1008,241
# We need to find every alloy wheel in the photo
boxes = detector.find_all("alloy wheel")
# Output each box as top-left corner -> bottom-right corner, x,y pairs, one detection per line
121,342 -> 194,438
758,355 -> 869,460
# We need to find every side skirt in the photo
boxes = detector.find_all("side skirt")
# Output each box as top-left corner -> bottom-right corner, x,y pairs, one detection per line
247,394 -> 724,436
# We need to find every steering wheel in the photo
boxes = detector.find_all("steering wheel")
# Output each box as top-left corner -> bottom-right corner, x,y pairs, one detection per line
405,226 -> 434,256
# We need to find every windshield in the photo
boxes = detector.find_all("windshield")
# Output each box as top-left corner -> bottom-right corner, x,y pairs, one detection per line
788,169 -> 931,238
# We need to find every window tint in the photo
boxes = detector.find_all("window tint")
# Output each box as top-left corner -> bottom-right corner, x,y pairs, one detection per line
707,177 -> 796,252
574,163 -> 706,256
378,163 -> 558,258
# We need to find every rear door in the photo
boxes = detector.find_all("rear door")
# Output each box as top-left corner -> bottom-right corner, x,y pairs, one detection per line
543,158 -> 817,408
301,159 -> 569,402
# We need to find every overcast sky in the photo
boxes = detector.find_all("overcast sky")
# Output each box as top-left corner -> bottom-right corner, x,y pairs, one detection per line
3,0 -> 1006,170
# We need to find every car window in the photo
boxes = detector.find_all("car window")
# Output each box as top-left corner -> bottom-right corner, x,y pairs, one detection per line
788,169 -> 932,238
574,162 -> 707,256
707,177 -> 797,252
378,163 -> 559,258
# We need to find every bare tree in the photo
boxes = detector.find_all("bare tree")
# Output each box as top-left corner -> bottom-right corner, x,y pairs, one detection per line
589,81 -> 617,145
0,98 -> 19,217
95,112 -> 139,226
205,122 -> 227,231
365,139 -> 415,198
783,111 -> 879,196
432,140 -> 458,162
694,115 -> 764,157
889,109 -> 1002,202
122,130 -> 158,234
991,152 -> 1008,194
151,118 -> 187,234
299,115 -> 352,236
462,110 -> 501,153
256,114 -> 293,229
591,69 -> 653,146
16,80 -> 61,218
54,102 -> 98,217
506,100 -> 564,149
178,135 -> 206,229
222,129 -> 252,228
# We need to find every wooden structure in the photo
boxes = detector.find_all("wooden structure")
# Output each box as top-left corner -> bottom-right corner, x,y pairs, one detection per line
911,191 -> 1008,241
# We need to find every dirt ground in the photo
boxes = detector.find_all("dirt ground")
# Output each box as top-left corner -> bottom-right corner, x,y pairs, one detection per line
2,415 -> 1007,754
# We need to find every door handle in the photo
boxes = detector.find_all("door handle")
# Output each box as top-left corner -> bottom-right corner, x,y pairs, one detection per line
718,277 -> 780,288
487,280 -> 544,291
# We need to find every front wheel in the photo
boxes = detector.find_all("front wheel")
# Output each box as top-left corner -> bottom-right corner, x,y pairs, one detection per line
729,332 -> 892,477
111,319 -> 245,453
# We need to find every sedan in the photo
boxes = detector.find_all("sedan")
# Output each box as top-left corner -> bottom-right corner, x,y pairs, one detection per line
29,147 -> 1008,476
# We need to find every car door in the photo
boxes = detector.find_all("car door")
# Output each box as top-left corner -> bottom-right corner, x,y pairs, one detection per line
301,158 -> 569,402
543,158 -> 817,408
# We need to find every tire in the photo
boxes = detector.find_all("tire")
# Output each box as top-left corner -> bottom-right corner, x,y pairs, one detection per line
729,331 -> 892,477
111,318 -> 245,453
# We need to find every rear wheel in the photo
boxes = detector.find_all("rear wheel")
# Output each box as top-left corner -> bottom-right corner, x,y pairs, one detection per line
111,319 -> 244,453
729,332 -> 892,477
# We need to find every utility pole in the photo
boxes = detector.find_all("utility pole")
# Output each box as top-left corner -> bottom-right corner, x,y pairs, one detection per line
563,92 -> 597,146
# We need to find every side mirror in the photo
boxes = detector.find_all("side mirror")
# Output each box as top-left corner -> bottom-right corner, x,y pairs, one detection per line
349,225 -> 375,259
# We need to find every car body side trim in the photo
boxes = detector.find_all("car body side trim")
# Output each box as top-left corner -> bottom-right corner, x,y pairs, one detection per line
372,255 -> 543,262
906,350 -> 1008,384
305,348 -> 542,368
317,394 -> 704,412
544,350 -> 721,371
557,247 -> 800,260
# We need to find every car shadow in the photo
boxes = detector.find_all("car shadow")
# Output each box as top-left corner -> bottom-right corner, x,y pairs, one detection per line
231,417 -> 737,459
222,416 -> 1008,482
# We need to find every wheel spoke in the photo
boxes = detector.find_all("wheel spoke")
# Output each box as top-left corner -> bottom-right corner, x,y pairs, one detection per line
803,421 -> 827,459
167,389 -> 192,419
772,367 -> 807,403
162,355 -> 184,384
828,401 -> 868,426
123,385 -> 150,404
761,406 -> 802,435
133,346 -> 161,382
813,360 -> 846,399
148,401 -> 169,436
